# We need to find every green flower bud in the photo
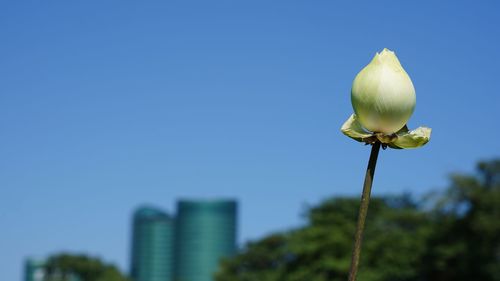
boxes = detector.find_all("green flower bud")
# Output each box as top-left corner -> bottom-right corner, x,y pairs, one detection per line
351,48 -> 416,134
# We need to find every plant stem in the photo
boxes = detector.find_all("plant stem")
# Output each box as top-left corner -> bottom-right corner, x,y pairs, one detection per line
348,141 -> 381,281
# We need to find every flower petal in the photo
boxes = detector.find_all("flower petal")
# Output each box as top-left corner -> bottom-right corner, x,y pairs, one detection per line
389,126 -> 432,149
341,114 -> 373,142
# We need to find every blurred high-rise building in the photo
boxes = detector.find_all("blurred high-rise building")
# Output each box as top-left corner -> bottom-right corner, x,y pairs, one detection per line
130,206 -> 175,281
174,200 -> 237,281
24,259 -> 46,281
129,200 -> 238,281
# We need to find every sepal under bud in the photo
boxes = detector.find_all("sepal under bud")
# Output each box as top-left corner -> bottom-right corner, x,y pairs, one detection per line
341,114 -> 431,149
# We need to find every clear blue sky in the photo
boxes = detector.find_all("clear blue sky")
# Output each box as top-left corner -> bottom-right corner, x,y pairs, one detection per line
1,1 -> 499,280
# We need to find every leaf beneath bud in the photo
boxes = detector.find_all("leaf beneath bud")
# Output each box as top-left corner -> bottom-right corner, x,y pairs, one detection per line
341,114 -> 431,149
341,114 -> 372,142
389,126 -> 432,149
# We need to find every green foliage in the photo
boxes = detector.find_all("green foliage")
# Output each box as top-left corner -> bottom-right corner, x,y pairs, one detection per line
44,254 -> 129,281
422,159 -> 500,281
215,159 -> 500,281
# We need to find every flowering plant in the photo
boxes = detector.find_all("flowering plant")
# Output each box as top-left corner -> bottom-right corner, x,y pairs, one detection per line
343,49 -> 431,281
341,48 -> 431,149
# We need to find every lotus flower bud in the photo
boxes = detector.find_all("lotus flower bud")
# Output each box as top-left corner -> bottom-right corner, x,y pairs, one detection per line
351,48 -> 416,134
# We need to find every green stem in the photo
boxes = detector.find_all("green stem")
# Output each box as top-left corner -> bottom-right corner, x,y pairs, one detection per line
348,142 -> 381,281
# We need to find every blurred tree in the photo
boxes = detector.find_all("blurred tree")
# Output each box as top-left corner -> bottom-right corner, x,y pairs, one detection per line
214,233 -> 289,281
216,196 -> 431,281
215,159 -> 500,281
44,254 -> 129,281
422,159 -> 500,281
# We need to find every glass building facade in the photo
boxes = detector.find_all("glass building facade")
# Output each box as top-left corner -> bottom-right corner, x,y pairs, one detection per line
24,259 -> 46,281
130,206 -> 175,281
174,200 -> 237,281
